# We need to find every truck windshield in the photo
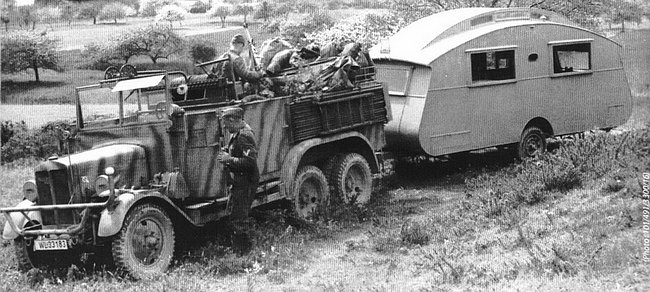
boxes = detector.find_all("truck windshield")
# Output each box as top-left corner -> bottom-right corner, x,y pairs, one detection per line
76,77 -> 168,128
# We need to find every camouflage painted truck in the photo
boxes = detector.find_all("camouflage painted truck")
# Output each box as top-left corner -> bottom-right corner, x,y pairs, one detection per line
0,58 -> 390,278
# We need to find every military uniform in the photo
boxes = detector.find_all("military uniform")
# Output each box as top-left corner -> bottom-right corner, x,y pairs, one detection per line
219,50 -> 265,82
224,122 -> 259,222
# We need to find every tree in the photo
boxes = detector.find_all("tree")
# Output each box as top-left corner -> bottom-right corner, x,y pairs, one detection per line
1,12 -> 9,32
609,0 -> 643,32
77,2 -> 103,25
233,3 -> 255,24
209,4 -> 231,28
17,5 -> 39,30
99,2 -> 128,24
254,1 -> 272,22
1,32 -> 61,82
274,2 -> 293,18
140,0 -> 179,17
155,5 -> 187,27
35,6 -> 61,29
59,3 -> 78,26
115,25 -> 185,63
190,0 -> 211,13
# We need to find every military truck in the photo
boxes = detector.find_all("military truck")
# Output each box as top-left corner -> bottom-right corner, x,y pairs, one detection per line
1,57 -> 390,278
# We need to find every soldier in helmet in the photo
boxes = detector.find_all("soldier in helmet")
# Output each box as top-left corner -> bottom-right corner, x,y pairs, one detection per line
213,34 -> 265,82
218,107 -> 259,254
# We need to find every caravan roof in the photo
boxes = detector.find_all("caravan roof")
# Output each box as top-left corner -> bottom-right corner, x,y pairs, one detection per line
370,7 -> 610,66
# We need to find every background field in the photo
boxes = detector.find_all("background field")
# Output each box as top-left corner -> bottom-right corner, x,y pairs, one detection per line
0,7 -> 649,292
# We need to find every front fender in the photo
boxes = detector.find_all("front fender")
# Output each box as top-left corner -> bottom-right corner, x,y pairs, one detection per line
97,193 -> 136,237
97,190 -> 197,237
2,200 -> 43,240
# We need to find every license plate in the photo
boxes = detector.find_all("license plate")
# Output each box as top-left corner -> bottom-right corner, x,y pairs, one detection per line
33,239 -> 68,251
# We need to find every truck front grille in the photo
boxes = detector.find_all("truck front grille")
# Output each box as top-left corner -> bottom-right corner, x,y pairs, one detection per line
35,170 -> 75,226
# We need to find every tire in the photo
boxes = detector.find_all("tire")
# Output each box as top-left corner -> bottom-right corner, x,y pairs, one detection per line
328,153 -> 372,206
517,126 -> 547,159
293,166 -> 330,220
120,64 -> 137,78
111,203 -> 175,279
104,66 -> 119,80
14,237 -> 36,272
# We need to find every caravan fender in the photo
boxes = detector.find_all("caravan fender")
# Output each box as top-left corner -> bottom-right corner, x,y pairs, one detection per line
2,200 -> 43,240
280,131 -> 377,198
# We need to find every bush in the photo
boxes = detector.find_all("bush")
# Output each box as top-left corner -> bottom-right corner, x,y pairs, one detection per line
400,219 -> 430,245
79,43 -> 122,70
1,120 -> 70,164
189,0 -> 210,14
280,11 -> 335,46
189,42 -> 217,63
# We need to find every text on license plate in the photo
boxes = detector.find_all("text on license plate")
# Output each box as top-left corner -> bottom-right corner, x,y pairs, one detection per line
34,239 -> 68,251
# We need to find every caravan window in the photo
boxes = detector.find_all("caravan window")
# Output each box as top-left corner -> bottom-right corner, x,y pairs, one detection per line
552,43 -> 591,74
470,50 -> 515,82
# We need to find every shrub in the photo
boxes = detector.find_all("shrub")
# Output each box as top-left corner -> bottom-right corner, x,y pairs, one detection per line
79,42 -> 122,70
189,0 -> 210,14
189,42 -> 217,63
1,120 -> 70,164
280,11 -> 335,46
1,120 -> 28,145
400,219 -> 430,245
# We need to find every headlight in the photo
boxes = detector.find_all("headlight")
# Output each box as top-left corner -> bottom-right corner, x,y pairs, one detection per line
95,175 -> 109,194
22,180 -> 38,202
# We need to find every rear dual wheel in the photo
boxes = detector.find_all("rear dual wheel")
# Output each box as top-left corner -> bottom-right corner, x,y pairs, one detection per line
327,153 -> 372,207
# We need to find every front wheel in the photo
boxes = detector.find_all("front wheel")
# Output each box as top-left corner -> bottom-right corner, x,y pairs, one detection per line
293,166 -> 330,220
517,126 -> 547,159
13,236 -> 80,271
111,203 -> 175,279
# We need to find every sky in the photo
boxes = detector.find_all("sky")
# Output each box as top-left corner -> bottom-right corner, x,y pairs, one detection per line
15,0 -> 35,7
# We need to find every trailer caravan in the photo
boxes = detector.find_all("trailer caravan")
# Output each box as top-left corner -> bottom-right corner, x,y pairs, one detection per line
370,7 -> 633,158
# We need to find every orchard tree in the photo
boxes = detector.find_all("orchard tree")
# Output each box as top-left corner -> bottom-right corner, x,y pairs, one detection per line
609,0 -> 643,32
155,5 -> 187,27
99,2 -> 128,24
1,32 -> 61,82
233,3 -> 255,24
17,5 -> 38,30
140,0 -> 179,17
255,1 -> 272,22
209,4 -> 231,28
60,3 -> 78,26
115,25 -> 185,63
35,6 -> 61,29
77,1 -> 103,24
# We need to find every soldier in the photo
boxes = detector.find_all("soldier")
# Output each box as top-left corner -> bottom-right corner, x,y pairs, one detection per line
213,34 -> 265,82
218,107 -> 259,254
